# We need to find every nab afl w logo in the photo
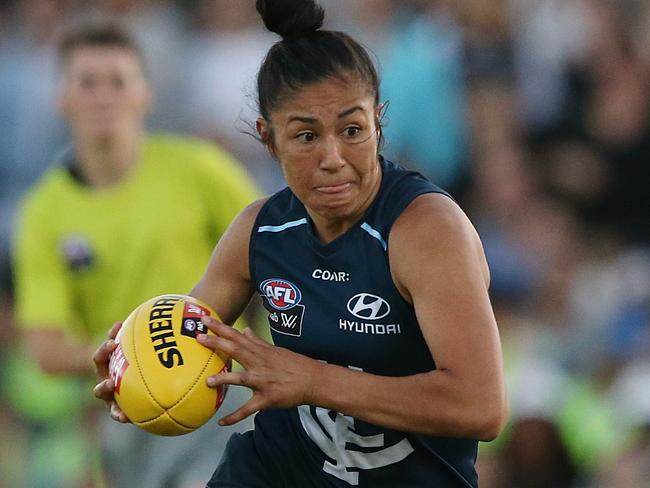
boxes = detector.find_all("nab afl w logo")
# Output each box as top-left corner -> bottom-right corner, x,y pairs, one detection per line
260,278 -> 305,337
347,293 -> 390,320
261,278 -> 302,310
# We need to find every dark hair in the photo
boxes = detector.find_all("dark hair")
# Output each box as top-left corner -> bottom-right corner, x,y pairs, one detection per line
255,0 -> 381,124
58,23 -> 145,70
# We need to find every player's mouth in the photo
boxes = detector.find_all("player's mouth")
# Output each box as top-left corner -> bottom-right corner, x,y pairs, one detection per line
315,182 -> 352,194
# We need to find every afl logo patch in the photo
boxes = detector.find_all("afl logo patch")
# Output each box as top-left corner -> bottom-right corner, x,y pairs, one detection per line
260,278 -> 302,310
180,302 -> 209,338
347,293 -> 390,320
60,234 -> 94,271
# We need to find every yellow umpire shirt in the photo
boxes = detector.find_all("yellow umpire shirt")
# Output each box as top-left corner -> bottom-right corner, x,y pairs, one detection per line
13,134 -> 260,345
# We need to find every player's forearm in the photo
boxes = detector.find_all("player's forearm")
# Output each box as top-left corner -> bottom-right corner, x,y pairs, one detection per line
25,329 -> 96,375
32,344 -> 95,375
306,361 -> 506,441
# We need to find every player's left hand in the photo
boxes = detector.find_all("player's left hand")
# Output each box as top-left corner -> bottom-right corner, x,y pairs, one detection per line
197,315 -> 318,426
93,321 -> 130,423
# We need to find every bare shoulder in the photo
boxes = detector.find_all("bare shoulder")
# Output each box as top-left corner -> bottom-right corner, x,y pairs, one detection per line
196,197 -> 269,277
192,197 -> 271,323
391,193 -> 479,247
389,193 -> 489,301
210,196 -> 271,273
226,196 -> 271,238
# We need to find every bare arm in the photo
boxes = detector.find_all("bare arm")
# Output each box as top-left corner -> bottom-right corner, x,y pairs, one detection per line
307,194 -> 507,439
201,194 -> 507,440
25,328 -> 95,375
189,198 -> 268,323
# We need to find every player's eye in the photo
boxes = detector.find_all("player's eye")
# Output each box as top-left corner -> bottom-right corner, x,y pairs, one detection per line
296,131 -> 316,143
112,76 -> 125,90
79,76 -> 95,90
342,126 -> 361,138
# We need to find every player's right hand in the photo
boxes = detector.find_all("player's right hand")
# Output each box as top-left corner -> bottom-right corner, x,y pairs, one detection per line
93,321 -> 130,423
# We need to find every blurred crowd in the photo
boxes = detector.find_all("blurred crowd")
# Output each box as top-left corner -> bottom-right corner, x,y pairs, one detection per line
0,0 -> 649,487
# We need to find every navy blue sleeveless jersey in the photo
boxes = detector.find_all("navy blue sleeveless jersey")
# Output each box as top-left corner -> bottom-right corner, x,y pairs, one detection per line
209,158 -> 478,487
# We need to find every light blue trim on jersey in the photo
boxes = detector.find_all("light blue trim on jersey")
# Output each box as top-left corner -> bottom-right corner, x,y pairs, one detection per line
258,218 -> 308,233
360,222 -> 387,251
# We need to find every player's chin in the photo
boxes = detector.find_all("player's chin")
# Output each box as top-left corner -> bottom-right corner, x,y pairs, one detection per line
86,126 -> 119,143
315,202 -> 357,221
313,192 -> 358,213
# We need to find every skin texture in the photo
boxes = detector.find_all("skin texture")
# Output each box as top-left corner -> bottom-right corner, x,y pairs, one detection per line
27,46 -> 152,376
94,75 -> 508,439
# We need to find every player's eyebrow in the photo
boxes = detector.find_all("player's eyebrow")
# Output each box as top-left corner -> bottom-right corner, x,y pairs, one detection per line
337,106 -> 363,118
287,115 -> 317,125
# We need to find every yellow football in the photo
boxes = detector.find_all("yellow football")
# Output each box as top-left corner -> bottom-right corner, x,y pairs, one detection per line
108,294 -> 229,436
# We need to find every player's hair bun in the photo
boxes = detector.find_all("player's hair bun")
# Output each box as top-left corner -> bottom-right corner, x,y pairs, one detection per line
256,0 -> 324,39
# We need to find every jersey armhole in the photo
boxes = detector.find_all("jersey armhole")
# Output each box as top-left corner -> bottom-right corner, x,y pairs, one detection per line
248,192 -> 284,288
384,187 -> 453,306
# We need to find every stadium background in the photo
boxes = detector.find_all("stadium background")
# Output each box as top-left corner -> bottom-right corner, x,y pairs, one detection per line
0,0 -> 649,486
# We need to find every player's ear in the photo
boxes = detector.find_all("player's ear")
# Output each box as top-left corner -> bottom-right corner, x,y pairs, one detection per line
142,84 -> 154,115
256,117 -> 276,158
374,102 -> 386,145
57,77 -> 71,117
374,102 -> 385,132
134,70 -> 154,115
375,102 -> 384,120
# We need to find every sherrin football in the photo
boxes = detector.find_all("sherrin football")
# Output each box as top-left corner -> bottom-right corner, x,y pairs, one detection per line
108,294 -> 230,436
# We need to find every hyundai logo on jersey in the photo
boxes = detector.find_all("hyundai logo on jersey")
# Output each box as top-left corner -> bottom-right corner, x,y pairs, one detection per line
260,278 -> 302,310
347,293 -> 391,320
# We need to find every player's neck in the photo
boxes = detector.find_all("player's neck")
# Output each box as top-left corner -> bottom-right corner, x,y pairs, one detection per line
76,129 -> 144,188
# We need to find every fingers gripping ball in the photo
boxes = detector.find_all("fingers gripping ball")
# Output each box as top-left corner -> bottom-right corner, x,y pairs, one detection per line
108,295 -> 230,436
